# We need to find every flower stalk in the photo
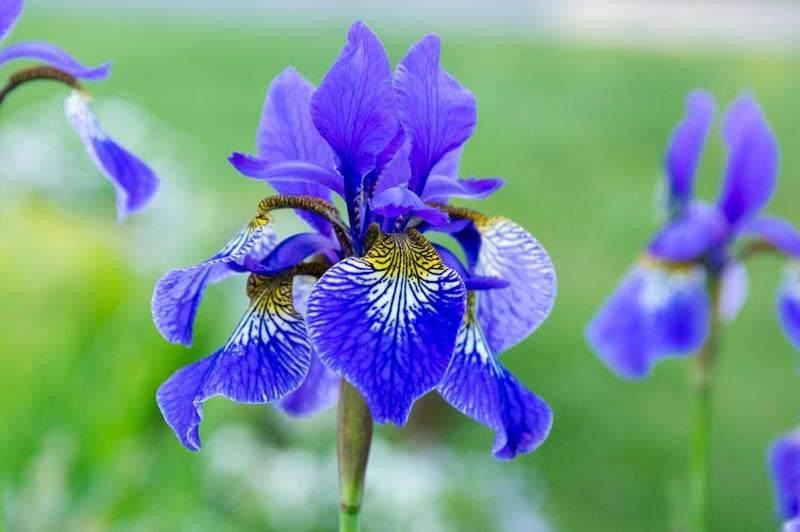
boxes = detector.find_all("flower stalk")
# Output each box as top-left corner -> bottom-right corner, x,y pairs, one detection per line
689,272 -> 722,532
337,380 -> 373,532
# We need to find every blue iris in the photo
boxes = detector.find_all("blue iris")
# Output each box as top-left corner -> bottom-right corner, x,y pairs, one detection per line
586,90 -> 800,379
152,21 -> 556,459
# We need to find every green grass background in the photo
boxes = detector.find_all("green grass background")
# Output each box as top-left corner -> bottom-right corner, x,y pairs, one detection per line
2,7 -> 800,531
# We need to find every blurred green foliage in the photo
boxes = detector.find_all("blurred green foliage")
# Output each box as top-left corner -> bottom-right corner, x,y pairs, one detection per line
3,7 -> 800,531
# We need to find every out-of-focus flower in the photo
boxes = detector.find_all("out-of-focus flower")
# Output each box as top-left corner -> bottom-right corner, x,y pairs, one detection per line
586,90 -> 800,378
769,429 -> 800,530
152,21 -> 555,459
0,0 -> 158,219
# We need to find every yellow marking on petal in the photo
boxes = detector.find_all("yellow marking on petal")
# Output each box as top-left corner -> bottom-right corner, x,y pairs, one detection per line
247,274 -> 297,315
365,229 -> 448,281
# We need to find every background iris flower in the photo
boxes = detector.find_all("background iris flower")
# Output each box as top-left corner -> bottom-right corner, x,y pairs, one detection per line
152,20 -> 556,461
586,89 -> 800,530
587,90 -> 800,379
0,0 -> 158,219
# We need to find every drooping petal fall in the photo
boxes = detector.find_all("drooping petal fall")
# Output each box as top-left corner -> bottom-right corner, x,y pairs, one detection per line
664,90 -> 715,213
586,261 -> 710,379
156,275 -> 312,450
471,216 -> 556,354
769,430 -> 800,521
151,216 -> 277,346
306,229 -> 466,425
717,92 -> 779,225
0,41 -> 111,80
439,296 -> 552,459
395,34 -> 477,193
64,91 -> 159,219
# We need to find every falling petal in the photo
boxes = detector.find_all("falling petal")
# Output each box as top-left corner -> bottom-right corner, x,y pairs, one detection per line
472,216 -> 556,354
439,298 -> 552,459
586,261 -> 710,379
152,217 -> 277,346
64,91 -> 159,219
157,276 -> 312,450
306,229 -> 466,425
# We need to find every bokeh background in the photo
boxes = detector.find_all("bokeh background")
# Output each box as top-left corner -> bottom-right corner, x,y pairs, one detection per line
3,1 -> 800,530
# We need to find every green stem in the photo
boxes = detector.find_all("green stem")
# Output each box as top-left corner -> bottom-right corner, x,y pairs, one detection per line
689,273 -> 722,532
337,380 -> 373,532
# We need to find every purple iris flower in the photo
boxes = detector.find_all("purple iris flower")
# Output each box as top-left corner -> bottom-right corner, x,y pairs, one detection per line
0,0 -> 158,219
586,90 -> 800,379
152,21 -> 555,459
769,429 -> 800,530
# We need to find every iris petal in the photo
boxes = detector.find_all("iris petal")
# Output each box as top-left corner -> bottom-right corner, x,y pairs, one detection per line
278,275 -> 339,417
717,93 -> 778,225
374,139 -> 412,195
719,262 -> 748,323
250,66 -> 336,234
648,202 -> 727,262
255,232 -> 339,274
311,21 -> 398,182
278,353 -> 339,417
152,217 -> 277,346
0,41 -> 111,80
157,276 -> 312,450
306,229 -> 466,425
665,90 -> 715,212
737,215 -> 800,258
371,186 -> 449,225
421,175 -> 505,203
769,429 -> 800,521
395,34 -> 476,193
439,300 -> 552,459
0,0 -> 22,42
430,146 -> 463,178
586,262 -> 710,379
778,263 -> 800,352
472,217 -> 556,354
229,153 -> 345,197
64,91 -> 159,219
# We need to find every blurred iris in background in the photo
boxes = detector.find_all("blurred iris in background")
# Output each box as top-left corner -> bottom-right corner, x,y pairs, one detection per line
152,20 -> 556,460
586,90 -> 800,378
0,0 -> 158,219
769,429 -> 800,530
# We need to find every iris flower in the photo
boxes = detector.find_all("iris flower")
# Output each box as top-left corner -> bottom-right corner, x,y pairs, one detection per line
586,90 -> 800,378
0,0 -> 158,219
152,21 -> 556,460
769,430 -> 800,531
